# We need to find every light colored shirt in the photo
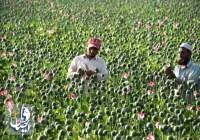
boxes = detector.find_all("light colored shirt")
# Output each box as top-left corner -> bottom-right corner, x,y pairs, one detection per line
173,60 -> 200,87
68,54 -> 108,80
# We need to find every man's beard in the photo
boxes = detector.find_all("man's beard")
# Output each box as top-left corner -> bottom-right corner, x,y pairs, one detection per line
85,53 -> 96,59
177,58 -> 190,65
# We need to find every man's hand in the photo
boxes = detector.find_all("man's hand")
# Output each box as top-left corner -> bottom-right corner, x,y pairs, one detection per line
163,64 -> 176,79
85,70 -> 96,77
78,68 -> 85,76
84,64 -> 96,77
165,66 -> 173,75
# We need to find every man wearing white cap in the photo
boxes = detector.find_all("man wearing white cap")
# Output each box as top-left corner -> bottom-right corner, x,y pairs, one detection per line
164,43 -> 200,87
68,37 -> 108,81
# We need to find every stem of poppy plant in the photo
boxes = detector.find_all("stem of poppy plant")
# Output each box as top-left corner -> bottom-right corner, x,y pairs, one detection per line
176,131 -> 178,140
190,121 -> 192,137
137,122 -> 140,134
80,94 -> 83,110
158,88 -> 160,100
86,134 -> 89,139
106,95 -> 109,107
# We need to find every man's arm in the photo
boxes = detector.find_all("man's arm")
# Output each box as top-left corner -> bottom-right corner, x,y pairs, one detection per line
166,67 -> 176,79
84,64 -> 96,77
96,59 -> 108,80
67,57 -> 79,79
163,64 -> 176,79
195,66 -> 200,90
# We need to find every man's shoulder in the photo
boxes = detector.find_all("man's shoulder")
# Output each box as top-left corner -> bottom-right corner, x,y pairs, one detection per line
193,62 -> 200,67
191,62 -> 200,71
96,56 -> 106,62
190,60 -> 199,67
174,65 -> 180,70
73,54 -> 85,60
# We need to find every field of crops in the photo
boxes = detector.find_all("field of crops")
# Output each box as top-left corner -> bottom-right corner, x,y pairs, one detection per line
1,0 -> 200,139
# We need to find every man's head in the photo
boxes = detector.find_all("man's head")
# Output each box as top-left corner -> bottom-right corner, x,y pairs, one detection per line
86,37 -> 101,58
178,43 -> 192,65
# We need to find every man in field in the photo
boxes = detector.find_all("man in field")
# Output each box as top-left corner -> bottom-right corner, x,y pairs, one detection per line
164,42 -> 200,98
68,37 -> 108,81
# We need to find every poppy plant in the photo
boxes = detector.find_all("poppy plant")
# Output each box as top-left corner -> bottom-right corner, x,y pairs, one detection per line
5,95 -> 14,112
147,132 -> 155,140
147,90 -> 155,95
0,88 -> 8,96
186,104 -> 193,111
11,63 -> 17,68
37,116 -> 44,124
173,22 -> 179,29
69,92 -> 78,100
152,45 -> 161,53
43,72 -> 53,81
7,52 -> 14,57
0,0 -> 199,139
147,81 -> 156,87
137,112 -> 145,120
122,72 -> 129,79
0,35 -> 6,41
155,122 -> 161,129
196,106 -> 200,111
8,76 -> 16,82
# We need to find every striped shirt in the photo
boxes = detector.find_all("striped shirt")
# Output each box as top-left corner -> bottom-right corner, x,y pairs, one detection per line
173,60 -> 200,87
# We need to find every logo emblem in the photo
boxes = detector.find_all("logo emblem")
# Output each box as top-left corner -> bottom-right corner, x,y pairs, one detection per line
4,104 -> 35,135
10,105 -> 30,134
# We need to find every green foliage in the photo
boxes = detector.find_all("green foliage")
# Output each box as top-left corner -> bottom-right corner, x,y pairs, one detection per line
0,0 -> 200,139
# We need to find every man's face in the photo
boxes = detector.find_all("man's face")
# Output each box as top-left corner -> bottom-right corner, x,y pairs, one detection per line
179,47 -> 191,60
87,47 -> 99,58
178,47 -> 191,65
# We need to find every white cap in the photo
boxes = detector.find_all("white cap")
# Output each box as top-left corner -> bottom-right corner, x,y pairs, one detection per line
180,43 -> 192,52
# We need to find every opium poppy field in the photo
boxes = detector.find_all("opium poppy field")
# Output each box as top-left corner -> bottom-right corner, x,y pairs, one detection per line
1,0 -> 200,140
